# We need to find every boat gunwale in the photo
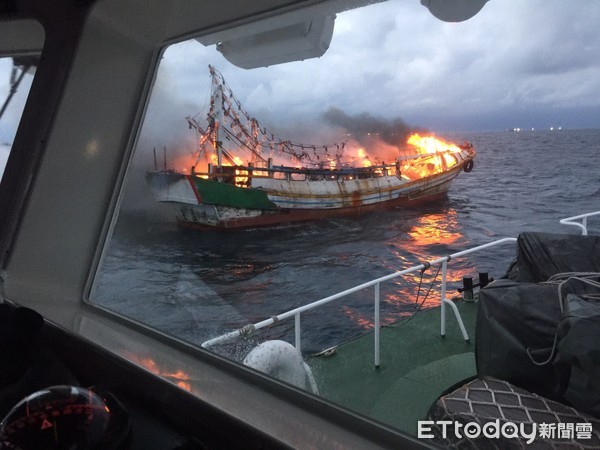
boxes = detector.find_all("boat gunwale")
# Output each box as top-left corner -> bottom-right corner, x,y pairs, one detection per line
190,150 -> 474,180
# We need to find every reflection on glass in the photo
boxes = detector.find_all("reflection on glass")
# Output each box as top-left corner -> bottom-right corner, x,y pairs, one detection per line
125,353 -> 192,392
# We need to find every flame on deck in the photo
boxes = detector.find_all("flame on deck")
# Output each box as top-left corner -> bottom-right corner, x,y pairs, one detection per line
161,67 -> 474,181
401,133 -> 464,180
164,130 -> 470,185
407,133 -> 462,155
356,148 -> 372,167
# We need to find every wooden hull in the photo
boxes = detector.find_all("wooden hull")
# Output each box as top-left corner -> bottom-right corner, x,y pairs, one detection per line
146,159 -> 470,229
176,187 -> 450,229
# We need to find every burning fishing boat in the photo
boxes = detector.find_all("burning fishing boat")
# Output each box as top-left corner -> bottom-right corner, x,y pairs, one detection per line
146,66 -> 476,229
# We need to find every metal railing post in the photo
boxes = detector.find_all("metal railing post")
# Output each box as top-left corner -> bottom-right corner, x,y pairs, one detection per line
202,237 -> 519,351
440,260 -> 448,337
374,282 -> 380,368
559,210 -> 600,235
295,313 -> 301,351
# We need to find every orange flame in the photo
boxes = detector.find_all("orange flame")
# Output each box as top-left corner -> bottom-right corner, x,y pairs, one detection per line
401,133 -> 462,180
356,148 -> 372,167
165,130 -> 468,182
407,133 -> 462,155
209,153 -> 245,167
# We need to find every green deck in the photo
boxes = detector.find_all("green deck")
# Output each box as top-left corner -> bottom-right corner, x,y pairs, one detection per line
307,300 -> 478,435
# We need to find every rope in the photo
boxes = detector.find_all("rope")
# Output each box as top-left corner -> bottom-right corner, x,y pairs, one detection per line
390,262 -> 441,327
240,324 -> 256,336
527,272 -> 600,366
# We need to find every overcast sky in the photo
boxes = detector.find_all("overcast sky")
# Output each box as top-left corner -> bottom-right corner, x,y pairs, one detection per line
2,0 -> 600,150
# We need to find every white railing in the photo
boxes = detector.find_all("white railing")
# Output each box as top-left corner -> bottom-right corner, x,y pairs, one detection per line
202,237 -> 517,368
202,210 -> 599,369
559,210 -> 600,235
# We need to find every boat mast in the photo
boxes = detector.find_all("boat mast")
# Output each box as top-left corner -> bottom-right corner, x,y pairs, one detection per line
209,65 -> 224,168
202,65 -> 350,170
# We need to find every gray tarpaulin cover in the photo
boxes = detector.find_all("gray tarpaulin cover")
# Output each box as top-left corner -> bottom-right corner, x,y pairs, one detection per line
557,292 -> 600,418
476,280 -> 562,399
477,232 -> 600,416
507,231 -> 600,282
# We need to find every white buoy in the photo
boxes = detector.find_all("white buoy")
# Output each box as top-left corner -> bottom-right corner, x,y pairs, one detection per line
243,340 -> 319,394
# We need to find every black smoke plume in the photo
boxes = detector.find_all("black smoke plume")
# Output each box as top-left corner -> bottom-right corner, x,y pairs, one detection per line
322,106 -> 423,148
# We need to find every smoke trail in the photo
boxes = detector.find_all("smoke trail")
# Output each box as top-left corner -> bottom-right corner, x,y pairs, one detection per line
322,106 -> 429,163
322,106 -> 423,148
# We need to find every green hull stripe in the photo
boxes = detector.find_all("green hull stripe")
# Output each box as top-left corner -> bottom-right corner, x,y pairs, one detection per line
193,178 -> 277,210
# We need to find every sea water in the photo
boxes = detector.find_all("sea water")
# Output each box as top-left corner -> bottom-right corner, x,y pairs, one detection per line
93,129 -> 600,356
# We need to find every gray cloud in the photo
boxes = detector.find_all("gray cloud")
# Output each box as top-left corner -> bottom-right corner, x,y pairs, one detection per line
2,0 -> 600,146
134,0 -> 600,139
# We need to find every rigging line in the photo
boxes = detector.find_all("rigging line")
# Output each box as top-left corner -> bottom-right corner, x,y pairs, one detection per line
286,140 -> 347,153
219,118 -> 314,166
219,147 -> 238,166
389,264 -> 441,328
220,127 -> 267,163
210,66 -> 347,156
212,68 -> 250,122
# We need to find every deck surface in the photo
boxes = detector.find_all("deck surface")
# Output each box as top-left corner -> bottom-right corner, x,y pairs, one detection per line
307,300 -> 478,435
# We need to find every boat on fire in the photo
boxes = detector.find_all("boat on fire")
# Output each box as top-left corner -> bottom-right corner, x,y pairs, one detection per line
146,66 -> 476,229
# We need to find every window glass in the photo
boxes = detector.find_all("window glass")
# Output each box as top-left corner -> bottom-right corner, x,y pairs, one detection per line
0,57 -> 35,181
91,0 -> 600,436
